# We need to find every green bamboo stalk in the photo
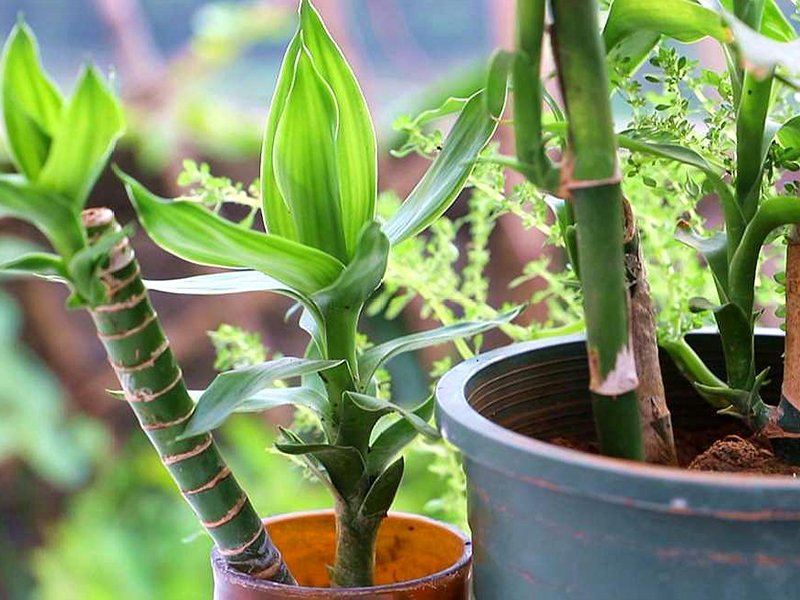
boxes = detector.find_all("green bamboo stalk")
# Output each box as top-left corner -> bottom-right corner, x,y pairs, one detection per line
550,0 -> 643,460
82,208 -> 294,583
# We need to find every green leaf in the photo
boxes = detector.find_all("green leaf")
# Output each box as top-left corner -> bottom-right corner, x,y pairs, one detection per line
607,30 -> 662,81
366,396 -> 434,475
273,45 -> 348,262
299,0 -> 377,260
346,392 -> 439,440
180,357 -> 342,438
66,225 -> 132,307
359,457 -> 404,518
0,175 -> 84,259
312,221 -> 389,311
274,439 -> 365,499
383,75 -> 508,245
358,306 -> 523,384
777,116 -> 800,150
37,66 -> 124,207
603,0 -> 731,52
674,222 -> 730,296
118,169 -> 344,295
188,386 -> 328,416
260,30 -> 301,240
0,252 -> 66,280
1,21 -> 63,180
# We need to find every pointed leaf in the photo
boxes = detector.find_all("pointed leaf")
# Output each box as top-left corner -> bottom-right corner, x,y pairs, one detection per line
260,30 -> 301,240
366,396 -> 434,475
299,0 -> 377,258
38,66 -> 124,207
0,252 -> 66,279
777,116 -> 800,150
346,392 -> 439,440
675,222 -> 730,296
359,457 -> 404,518
273,440 -> 364,498
180,357 -> 342,438
188,386 -> 329,416
383,74 -> 508,245
67,225 -> 132,307
603,0 -> 731,52
1,21 -> 63,179
358,306 -> 522,384
119,170 -> 344,295
273,46 -> 348,262
0,175 -> 84,259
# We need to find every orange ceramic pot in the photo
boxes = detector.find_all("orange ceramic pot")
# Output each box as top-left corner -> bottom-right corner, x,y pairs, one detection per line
211,510 -> 471,600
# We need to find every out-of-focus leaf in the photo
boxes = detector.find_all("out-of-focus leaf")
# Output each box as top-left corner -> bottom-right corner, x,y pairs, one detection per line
383,62 -> 508,245
603,0 -> 731,52
366,396 -> 434,475
721,10 -> 800,78
299,0 -> 377,259
1,21 -> 63,180
180,357 -> 342,438
717,0 -> 796,42
776,115 -> 800,150
0,175 -> 84,259
187,386 -> 328,415
0,252 -> 66,279
273,46 -> 348,261
358,306 -> 522,384
260,30 -> 301,240
608,30 -> 662,81
346,392 -> 439,440
118,170 -> 344,295
38,67 -> 124,207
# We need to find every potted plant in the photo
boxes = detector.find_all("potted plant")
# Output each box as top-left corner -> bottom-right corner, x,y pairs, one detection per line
435,0 -> 800,598
0,5 -> 518,597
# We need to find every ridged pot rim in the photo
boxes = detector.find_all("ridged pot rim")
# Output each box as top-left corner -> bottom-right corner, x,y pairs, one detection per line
211,509 -> 472,596
435,328 -> 800,518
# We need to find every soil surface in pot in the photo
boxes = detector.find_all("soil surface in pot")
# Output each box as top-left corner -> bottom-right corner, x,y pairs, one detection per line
551,422 -> 800,476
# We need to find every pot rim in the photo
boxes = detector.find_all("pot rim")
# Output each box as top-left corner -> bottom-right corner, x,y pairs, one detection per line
436,328 -> 800,515
211,509 -> 471,595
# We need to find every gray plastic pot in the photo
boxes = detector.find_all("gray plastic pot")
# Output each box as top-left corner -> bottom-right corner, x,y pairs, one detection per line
436,330 -> 800,600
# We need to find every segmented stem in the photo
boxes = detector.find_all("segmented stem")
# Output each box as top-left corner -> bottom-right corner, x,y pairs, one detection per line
82,208 -> 294,583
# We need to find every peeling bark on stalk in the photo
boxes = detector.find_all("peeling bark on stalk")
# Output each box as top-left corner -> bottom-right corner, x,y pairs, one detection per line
623,200 -> 677,465
550,0 -> 643,460
82,208 -> 295,584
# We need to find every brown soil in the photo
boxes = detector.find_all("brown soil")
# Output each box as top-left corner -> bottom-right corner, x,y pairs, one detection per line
688,435 -> 800,476
550,423 -> 800,477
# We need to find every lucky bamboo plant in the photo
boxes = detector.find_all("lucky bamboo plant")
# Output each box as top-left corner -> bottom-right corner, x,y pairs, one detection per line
0,20 -> 302,582
492,0 -> 800,462
116,0 -> 517,588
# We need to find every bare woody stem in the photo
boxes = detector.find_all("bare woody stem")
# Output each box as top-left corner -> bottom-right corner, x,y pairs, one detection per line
550,0 -> 643,460
622,200 -> 677,465
82,208 -> 295,584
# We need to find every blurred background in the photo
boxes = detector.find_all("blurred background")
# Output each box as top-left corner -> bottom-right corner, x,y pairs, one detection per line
1,1 -> 796,599
0,1 -> 518,599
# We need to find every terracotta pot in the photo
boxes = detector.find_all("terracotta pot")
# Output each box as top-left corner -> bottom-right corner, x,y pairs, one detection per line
211,510 -> 471,600
436,329 -> 800,600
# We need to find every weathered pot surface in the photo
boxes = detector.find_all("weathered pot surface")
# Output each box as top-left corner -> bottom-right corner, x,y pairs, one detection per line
211,510 -> 471,600
436,329 -> 800,600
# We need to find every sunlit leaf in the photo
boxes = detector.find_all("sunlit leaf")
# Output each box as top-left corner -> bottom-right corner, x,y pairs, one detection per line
366,396 -> 434,475
38,67 -> 124,207
1,21 -> 63,180
273,46 -> 348,261
346,392 -> 439,440
299,0 -> 377,259
0,251 -> 66,280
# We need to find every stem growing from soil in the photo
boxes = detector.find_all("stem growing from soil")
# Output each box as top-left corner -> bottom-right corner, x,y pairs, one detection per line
83,208 -> 294,583
550,0 -> 643,460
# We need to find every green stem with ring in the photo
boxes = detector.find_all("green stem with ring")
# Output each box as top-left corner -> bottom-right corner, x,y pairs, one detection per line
82,208 -> 294,583
550,0 -> 643,460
